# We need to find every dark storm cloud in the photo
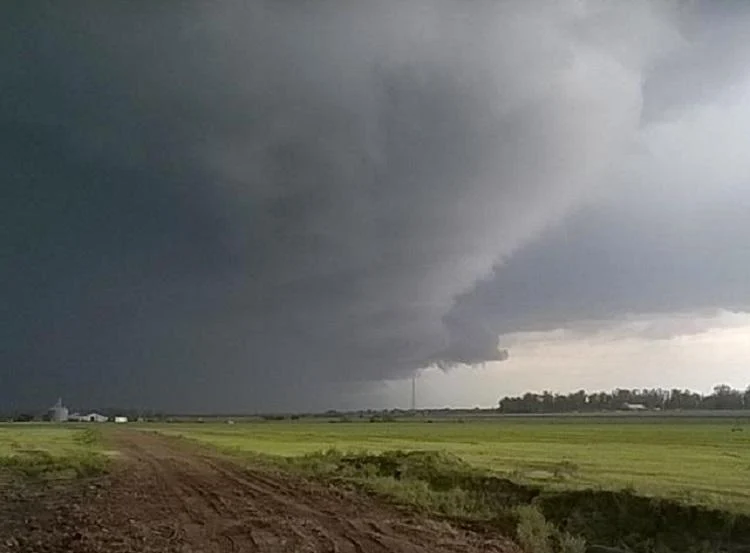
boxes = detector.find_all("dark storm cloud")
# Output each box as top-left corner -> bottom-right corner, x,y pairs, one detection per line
2,1 -> 745,411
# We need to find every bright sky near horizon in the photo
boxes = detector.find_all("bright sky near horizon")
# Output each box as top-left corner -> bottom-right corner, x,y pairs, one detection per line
371,311 -> 750,410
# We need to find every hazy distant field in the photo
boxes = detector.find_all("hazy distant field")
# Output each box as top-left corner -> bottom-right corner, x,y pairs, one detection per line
151,417 -> 750,512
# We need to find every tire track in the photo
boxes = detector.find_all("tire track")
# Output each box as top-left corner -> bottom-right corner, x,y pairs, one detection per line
117,430 -> 518,553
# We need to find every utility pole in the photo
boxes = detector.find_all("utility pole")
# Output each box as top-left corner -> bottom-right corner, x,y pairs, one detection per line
411,375 -> 416,412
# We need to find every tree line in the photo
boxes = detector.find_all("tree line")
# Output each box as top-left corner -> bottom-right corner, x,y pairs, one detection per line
498,384 -> 750,414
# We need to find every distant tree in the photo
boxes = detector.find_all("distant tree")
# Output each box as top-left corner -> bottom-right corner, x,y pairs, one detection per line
498,384 -> 748,414
541,391 -> 554,412
570,390 -> 587,411
710,384 -> 744,410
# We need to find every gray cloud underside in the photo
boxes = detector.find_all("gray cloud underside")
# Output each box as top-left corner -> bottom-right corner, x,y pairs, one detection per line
450,188 -> 750,341
2,1 -> 749,411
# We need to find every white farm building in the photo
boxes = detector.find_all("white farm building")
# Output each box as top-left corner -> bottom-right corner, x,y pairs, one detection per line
69,412 -> 108,423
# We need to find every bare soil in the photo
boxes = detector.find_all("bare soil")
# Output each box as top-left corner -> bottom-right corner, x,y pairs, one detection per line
0,430 -> 517,553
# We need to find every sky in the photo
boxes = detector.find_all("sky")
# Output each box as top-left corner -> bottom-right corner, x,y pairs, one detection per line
2,1 -> 749,413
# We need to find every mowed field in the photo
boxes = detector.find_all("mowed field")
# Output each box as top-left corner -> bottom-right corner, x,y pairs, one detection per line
149,417 -> 750,513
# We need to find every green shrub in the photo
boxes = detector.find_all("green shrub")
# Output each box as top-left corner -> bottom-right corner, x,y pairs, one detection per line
556,532 -> 587,553
516,504 -> 554,553
74,428 -> 102,446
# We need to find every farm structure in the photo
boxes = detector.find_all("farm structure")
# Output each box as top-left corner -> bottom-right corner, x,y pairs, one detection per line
48,398 -> 69,422
69,412 -> 108,423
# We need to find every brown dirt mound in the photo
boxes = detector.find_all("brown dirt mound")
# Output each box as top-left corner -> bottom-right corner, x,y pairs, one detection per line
0,430 -> 518,552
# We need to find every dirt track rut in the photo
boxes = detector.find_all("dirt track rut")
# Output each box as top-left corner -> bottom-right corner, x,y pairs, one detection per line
0,430 -> 516,553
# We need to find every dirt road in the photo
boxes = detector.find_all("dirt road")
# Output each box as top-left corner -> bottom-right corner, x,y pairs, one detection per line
0,430 -> 516,553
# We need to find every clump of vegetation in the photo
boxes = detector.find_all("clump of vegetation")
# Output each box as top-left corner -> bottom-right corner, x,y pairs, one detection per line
514,504 -> 586,553
555,531 -> 588,553
261,414 -> 288,421
515,504 -> 556,553
74,428 -> 103,446
292,449 -> 480,491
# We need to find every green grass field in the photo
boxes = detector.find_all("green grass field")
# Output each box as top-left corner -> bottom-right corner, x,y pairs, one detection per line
150,417 -> 750,513
0,424 -> 110,479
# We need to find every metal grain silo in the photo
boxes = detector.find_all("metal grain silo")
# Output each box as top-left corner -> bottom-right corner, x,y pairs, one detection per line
49,398 -> 69,422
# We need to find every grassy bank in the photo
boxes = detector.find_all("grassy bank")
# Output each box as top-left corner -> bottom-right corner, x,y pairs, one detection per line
280,448 -> 750,553
0,424 -> 110,480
